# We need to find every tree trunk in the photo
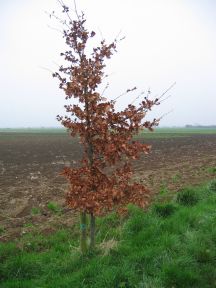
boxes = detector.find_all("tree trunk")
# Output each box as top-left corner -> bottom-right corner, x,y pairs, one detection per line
90,213 -> 96,250
84,85 -> 96,251
80,212 -> 88,254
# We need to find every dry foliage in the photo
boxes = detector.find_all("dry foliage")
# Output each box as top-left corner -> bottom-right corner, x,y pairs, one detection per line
52,3 -> 160,216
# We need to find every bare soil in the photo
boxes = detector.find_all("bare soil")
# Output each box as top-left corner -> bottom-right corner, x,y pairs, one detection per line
0,133 -> 216,241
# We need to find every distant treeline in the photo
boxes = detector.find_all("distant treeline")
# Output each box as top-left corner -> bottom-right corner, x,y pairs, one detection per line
185,125 -> 216,128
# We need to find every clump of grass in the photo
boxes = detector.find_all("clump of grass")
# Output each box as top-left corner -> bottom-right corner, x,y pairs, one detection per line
0,225 -> 5,235
171,172 -> 182,183
99,238 -> 118,256
138,275 -> 163,288
23,223 -> 34,228
176,187 -> 199,206
159,182 -> 169,195
47,202 -> 62,214
153,203 -> 177,218
155,182 -> 172,202
31,207 -> 41,215
208,179 -> 216,192
96,212 -> 123,242
206,167 -> 216,174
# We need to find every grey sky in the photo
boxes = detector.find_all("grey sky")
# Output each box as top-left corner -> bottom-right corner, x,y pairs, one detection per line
0,0 -> 216,127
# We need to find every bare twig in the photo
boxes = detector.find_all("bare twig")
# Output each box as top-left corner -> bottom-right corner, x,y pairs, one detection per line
158,82 -> 176,101
159,94 -> 172,104
73,0 -> 80,20
52,61 -> 61,69
158,109 -> 174,120
114,29 -> 123,41
38,66 -> 54,74
97,27 -> 104,41
101,83 -> 109,97
131,91 -> 145,105
47,8 -> 70,29
47,24 -> 63,34
112,87 -> 137,102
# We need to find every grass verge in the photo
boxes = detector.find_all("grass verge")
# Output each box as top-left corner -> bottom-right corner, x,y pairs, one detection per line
0,180 -> 216,287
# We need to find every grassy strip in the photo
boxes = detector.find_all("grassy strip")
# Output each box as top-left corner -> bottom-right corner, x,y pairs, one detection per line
154,127 -> 216,134
1,127 -> 216,137
0,128 -> 66,134
138,127 -> 216,139
0,180 -> 216,287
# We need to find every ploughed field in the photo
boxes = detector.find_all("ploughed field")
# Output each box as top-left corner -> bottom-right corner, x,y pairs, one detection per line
0,130 -> 216,241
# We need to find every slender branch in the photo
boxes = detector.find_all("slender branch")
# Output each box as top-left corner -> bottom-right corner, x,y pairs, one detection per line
52,61 -> 61,69
48,8 -> 71,29
158,109 -> 174,120
131,91 -> 145,105
159,94 -> 171,104
97,27 -> 104,41
112,87 -> 137,102
158,82 -> 176,101
114,29 -> 123,41
101,72 -> 114,81
47,24 -> 64,34
101,83 -> 109,97
38,66 -> 54,74
73,0 -> 80,20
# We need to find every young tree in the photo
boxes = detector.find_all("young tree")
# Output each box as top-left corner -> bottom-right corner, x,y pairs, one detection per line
52,2 -> 160,253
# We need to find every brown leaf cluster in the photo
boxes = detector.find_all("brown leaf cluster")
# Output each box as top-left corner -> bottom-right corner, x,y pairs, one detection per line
62,164 -> 150,215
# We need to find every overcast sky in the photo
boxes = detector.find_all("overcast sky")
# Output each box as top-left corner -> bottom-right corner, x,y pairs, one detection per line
0,0 -> 216,127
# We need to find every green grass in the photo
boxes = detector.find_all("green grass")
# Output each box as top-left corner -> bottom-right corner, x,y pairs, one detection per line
176,187 -> 200,206
0,225 -> 5,235
138,127 -> 216,139
171,172 -> 182,183
47,202 -> 62,214
154,127 -> 216,134
1,180 -> 216,287
0,127 -> 66,133
31,207 -> 41,216
1,127 -> 216,139
206,167 -> 216,174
